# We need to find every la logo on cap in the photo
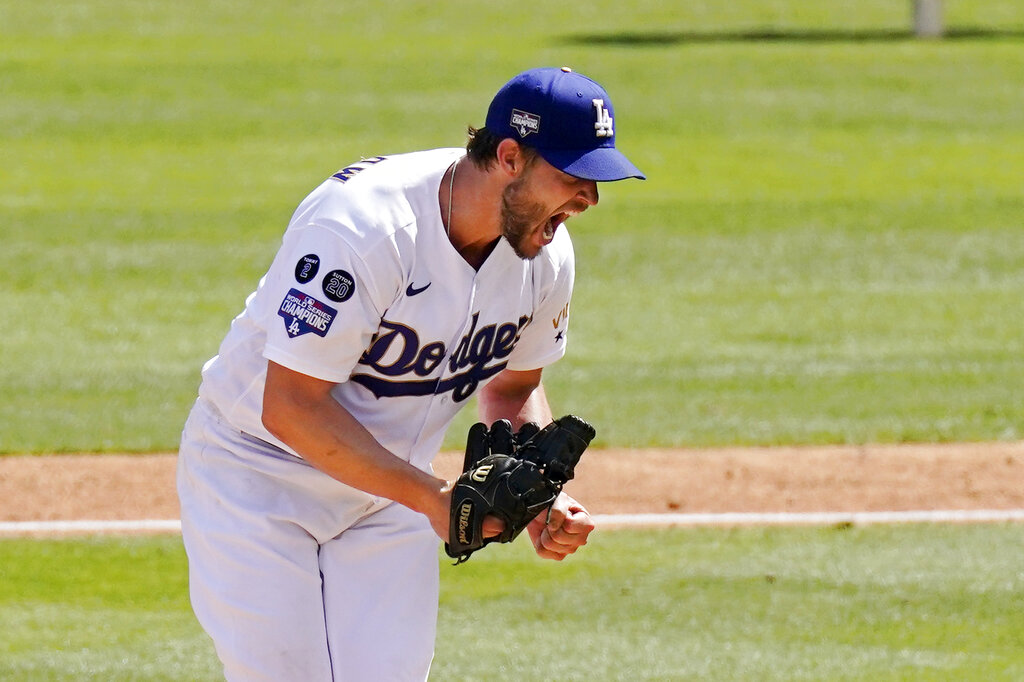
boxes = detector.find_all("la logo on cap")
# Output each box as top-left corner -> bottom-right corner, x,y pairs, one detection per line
593,99 -> 613,138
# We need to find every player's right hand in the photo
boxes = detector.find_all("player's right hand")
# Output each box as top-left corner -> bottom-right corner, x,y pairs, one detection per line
427,480 -> 504,543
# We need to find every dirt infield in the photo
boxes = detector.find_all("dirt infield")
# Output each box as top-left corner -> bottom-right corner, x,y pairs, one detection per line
1,442 -> 1022,523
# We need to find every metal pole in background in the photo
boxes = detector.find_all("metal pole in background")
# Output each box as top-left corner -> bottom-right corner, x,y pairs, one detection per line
913,0 -> 945,38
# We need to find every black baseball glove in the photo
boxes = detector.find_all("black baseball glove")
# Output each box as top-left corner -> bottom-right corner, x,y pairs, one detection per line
445,415 -> 596,564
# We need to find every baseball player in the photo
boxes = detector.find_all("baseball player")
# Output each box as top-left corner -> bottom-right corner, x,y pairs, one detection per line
176,66 -> 644,681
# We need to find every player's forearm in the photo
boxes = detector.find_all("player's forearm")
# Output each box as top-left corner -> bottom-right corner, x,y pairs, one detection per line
478,368 -> 553,428
261,362 -> 449,527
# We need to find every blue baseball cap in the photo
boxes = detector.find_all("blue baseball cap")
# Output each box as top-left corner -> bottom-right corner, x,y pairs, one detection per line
485,67 -> 646,182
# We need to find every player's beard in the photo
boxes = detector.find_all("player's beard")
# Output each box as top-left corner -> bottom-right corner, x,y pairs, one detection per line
500,176 -> 551,261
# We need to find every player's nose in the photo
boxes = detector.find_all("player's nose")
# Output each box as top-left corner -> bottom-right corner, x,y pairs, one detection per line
577,181 -> 599,207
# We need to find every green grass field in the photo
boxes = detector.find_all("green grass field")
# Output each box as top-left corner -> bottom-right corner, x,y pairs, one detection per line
1,526 -> 1021,681
2,0 -> 1023,452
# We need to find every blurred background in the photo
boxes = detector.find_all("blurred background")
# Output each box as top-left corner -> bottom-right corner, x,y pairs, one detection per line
2,0 -> 1022,452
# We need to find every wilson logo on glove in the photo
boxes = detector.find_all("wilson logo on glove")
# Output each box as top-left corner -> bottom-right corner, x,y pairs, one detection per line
456,501 -> 475,546
445,416 -> 596,564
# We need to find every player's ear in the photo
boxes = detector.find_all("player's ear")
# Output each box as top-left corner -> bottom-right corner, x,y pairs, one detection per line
495,138 -> 527,178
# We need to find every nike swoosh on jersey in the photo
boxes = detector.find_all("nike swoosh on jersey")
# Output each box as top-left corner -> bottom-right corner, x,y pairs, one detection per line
406,282 -> 431,296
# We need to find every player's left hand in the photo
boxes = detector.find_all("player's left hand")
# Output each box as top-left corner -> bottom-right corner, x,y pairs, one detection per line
527,492 -> 594,561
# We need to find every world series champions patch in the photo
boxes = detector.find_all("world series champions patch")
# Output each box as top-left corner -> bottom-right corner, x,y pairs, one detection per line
278,288 -> 338,338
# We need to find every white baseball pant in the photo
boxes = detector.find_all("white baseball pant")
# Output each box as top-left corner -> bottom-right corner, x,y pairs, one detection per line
177,400 -> 440,681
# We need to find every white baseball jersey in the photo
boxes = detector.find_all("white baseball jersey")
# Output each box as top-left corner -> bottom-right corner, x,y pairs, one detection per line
198,148 -> 575,473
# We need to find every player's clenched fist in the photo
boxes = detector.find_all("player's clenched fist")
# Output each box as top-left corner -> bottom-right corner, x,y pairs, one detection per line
528,492 -> 594,560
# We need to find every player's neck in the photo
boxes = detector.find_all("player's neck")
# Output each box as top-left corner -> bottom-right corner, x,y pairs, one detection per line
441,158 -> 505,270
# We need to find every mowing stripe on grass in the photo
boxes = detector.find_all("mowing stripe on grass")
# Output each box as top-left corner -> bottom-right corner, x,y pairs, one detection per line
2,509 -> 1024,535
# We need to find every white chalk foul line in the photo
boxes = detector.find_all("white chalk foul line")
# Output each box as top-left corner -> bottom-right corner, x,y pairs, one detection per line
0,519 -> 183,534
595,509 -> 1024,527
1,509 -> 1023,535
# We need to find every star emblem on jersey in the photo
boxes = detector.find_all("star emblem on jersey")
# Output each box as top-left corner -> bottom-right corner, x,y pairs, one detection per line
278,289 -> 337,338
593,99 -> 613,138
510,109 -> 540,138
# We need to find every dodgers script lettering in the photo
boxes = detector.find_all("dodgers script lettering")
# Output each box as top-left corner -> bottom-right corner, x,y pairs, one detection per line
351,313 -> 531,402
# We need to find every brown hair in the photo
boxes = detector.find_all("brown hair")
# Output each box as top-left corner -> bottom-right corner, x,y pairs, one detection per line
465,126 -> 537,170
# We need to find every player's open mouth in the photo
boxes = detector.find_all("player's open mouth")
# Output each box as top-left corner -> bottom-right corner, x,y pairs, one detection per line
543,212 -> 570,241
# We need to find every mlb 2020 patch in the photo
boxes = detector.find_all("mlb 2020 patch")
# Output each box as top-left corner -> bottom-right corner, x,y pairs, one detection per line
278,288 -> 338,338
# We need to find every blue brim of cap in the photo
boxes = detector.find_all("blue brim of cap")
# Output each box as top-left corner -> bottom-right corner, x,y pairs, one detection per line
539,146 -> 646,182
